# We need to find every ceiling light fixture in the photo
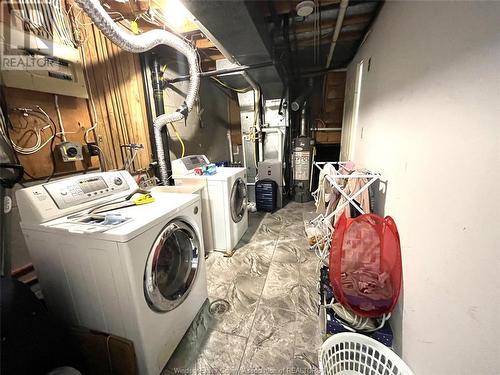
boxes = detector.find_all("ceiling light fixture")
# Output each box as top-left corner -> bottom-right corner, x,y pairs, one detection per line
296,0 -> 315,17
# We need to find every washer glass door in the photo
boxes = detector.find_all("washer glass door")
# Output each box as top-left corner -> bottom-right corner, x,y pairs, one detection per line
230,177 -> 247,223
144,220 -> 200,312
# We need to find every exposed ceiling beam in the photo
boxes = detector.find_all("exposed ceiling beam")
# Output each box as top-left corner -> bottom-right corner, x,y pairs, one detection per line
195,38 -> 216,49
208,53 -> 225,61
295,30 -> 363,48
293,13 -> 372,34
100,0 -> 144,18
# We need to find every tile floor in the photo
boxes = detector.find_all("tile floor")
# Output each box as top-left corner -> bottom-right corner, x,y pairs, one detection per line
163,201 -> 323,374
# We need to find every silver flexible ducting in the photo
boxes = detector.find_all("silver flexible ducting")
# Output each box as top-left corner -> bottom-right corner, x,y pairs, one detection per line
75,0 -> 200,184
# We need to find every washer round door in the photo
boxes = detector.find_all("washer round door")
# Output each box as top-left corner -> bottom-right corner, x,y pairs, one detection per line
230,177 -> 247,223
144,220 -> 200,312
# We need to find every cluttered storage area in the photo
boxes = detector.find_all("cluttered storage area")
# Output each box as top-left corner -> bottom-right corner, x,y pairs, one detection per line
1,1 -> 498,375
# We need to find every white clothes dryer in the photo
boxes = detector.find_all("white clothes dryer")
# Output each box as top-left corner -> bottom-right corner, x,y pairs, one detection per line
172,155 -> 248,253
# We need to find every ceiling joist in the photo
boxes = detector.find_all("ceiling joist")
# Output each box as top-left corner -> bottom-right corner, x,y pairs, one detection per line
293,13 -> 372,34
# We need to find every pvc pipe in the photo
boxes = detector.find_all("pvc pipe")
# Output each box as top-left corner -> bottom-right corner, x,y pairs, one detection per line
325,0 -> 349,68
75,0 -> 199,184
54,95 -> 67,142
300,105 -> 308,137
227,130 -> 234,163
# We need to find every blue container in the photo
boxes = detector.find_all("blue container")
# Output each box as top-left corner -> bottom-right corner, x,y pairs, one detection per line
255,179 -> 277,212
320,266 -> 394,347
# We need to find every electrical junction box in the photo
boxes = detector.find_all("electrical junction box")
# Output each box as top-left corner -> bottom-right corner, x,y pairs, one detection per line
57,142 -> 83,162
0,22 -> 88,98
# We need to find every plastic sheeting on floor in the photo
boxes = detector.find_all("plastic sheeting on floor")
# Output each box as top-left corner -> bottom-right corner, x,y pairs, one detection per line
163,202 -> 322,375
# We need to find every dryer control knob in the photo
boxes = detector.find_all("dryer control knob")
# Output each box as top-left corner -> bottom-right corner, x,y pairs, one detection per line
114,177 -> 123,186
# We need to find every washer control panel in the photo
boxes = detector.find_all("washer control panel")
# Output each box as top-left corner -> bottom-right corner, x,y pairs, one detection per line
172,155 -> 210,176
16,171 -> 138,225
44,172 -> 130,210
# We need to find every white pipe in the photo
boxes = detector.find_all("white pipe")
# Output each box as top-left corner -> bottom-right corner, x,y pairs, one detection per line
75,0 -> 199,184
311,127 -> 342,131
54,95 -> 67,142
325,0 -> 349,68
227,130 -> 234,163
80,43 -> 99,145
241,137 -> 248,172
309,145 -> 316,193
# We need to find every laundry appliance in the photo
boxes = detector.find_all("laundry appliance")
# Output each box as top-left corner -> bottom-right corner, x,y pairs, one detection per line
151,183 -> 214,255
172,155 -> 248,253
16,171 -> 208,375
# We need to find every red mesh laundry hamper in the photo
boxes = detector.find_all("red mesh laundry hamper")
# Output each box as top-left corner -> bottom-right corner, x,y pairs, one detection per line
329,213 -> 402,318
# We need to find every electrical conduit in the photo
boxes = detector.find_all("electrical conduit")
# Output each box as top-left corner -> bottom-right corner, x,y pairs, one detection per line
325,0 -> 349,69
74,0 -> 200,184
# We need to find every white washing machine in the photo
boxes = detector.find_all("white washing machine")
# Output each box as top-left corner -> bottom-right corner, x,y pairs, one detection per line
16,171 -> 207,375
172,155 -> 248,253
151,183 -> 214,256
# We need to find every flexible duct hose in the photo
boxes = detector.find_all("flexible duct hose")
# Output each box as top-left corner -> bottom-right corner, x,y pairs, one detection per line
74,0 -> 200,184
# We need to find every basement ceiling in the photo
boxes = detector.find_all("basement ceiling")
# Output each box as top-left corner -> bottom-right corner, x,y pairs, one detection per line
260,0 -> 383,75
101,0 -> 383,95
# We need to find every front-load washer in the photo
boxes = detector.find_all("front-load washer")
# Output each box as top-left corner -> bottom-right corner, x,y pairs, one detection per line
151,183 -> 214,255
172,155 -> 248,253
16,171 -> 208,375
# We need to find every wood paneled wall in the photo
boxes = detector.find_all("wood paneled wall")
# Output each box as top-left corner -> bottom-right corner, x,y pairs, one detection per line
314,71 -> 346,144
80,17 -> 151,172
2,4 -> 151,179
3,87 -> 99,178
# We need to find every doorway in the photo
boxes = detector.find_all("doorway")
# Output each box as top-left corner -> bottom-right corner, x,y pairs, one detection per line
341,60 -> 364,162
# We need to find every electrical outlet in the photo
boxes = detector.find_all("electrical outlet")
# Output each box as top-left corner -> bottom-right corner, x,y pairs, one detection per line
86,142 -> 100,156
57,142 -> 83,162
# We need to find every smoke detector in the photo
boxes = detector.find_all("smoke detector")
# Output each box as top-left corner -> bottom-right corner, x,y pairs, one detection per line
296,0 -> 315,17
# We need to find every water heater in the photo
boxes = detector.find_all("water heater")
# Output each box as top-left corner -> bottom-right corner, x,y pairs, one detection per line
292,106 -> 314,202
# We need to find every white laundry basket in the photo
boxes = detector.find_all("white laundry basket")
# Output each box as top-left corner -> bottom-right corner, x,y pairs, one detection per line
319,333 -> 414,375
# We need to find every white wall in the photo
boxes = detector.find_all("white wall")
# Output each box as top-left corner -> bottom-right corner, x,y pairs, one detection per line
342,2 -> 500,374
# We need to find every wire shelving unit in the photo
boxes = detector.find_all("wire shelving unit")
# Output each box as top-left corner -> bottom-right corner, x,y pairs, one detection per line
308,161 -> 381,264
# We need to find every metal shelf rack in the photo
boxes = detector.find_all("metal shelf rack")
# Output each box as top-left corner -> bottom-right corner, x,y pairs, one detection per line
308,161 -> 381,264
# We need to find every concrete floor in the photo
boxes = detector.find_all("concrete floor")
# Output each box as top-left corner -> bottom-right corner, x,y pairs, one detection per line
163,201 -> 322,374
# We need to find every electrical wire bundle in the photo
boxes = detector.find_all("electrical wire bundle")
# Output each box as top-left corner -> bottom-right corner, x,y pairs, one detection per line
1,102 -> 63,182
0,104 -> 11,148
8,106 -> 57,155
8,104 -> 82,156
10,0 -> 76,47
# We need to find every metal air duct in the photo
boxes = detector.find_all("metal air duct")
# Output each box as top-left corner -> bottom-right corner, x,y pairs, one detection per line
74,0 -> 200,184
